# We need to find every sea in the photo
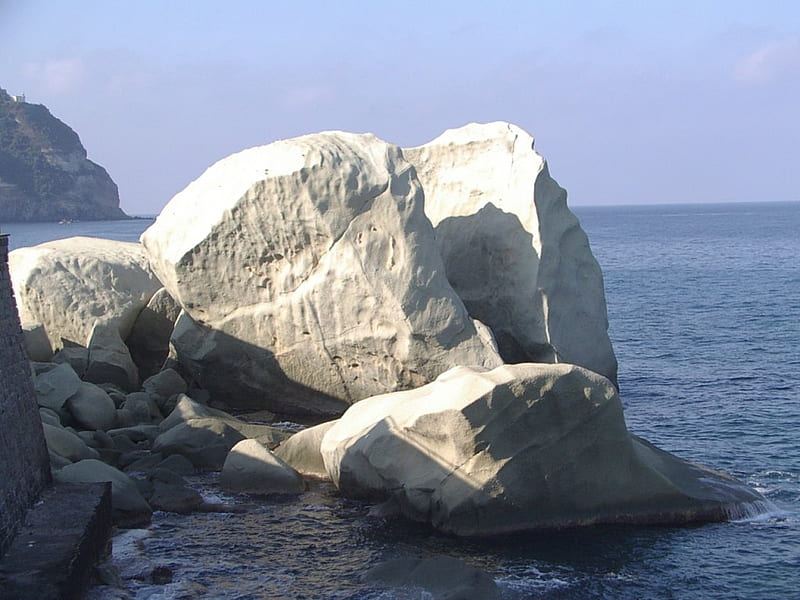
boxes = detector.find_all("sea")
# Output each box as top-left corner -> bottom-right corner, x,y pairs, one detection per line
3,201 -> 798,599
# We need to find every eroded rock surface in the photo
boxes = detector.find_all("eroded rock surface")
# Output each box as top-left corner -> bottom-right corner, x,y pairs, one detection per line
142,132 -> 501,416
9,237 -> 161,352
405,122 -> 617,384
321,363 -> 764,536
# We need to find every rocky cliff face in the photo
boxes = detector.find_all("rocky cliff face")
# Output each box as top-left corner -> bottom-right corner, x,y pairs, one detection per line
0,88 -> 127,222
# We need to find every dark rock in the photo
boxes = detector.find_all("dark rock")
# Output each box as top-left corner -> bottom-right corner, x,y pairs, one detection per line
128,289 -> 182,381
52,346 -> 89,378
154,454 -> 195,476
34,362 -> 81,411
84,321 -> 139,392
22,323 -> 52,362
66,382 -> 117,431
148,481 -> 203,514
122,392 -> 163,424
363,556 -> 499,600
123,452 -> 164,473
150,565 -> 173,585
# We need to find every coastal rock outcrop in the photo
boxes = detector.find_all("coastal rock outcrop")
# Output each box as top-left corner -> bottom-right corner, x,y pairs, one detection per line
141,131 -> 502,417
321,363 -> 764,536
0,88 -> 127,222
9,237 -> 162,353
405,123 -> 617,384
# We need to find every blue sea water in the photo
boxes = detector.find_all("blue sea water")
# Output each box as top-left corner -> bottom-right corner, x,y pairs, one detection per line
5,203 -> 799,599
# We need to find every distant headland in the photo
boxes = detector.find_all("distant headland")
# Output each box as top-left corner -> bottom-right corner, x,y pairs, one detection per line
0,87 -> 128,223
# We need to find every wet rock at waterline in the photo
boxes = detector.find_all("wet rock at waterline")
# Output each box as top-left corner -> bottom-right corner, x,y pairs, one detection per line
221,439 -> 306,495
321,363 -> 765,536
142,131 -> 502,416
405,122 -> 618,384
42,422 -> 100,463
274,420 -> 337,480
152,417 -> 246,471
364,556 -> 500,600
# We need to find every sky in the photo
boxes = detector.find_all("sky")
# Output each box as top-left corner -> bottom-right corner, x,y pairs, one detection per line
1,1 -> 799,214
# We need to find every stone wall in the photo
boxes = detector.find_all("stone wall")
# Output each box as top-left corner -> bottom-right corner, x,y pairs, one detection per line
0,234 -> 51,557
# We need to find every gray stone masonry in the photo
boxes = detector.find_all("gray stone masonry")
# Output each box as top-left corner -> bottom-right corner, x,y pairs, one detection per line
0,234 -> 52,556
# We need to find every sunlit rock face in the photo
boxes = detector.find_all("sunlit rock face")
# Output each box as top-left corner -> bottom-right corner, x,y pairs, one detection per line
141,132 -> 502,417
320,363 -> 765,536
9,237 -> 161,352
405,122 -> 618,385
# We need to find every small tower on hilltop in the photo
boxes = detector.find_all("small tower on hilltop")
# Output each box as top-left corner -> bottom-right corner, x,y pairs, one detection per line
10,93 -> 26,103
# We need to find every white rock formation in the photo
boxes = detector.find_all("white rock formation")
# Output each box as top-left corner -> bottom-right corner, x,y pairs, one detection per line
405,123 -> 617,383
321,363 -> 764,536
142,132 -> 501,416
9,237 -> 161,352
274,421 -> 337,479
221,439 -> 306,495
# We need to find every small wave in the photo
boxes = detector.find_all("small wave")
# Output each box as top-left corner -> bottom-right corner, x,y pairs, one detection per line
272,420 -> 308,433
727,499 -> 791,522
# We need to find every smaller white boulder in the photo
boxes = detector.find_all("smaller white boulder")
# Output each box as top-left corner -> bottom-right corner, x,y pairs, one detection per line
274,421 -> 337,479
221,439 -> 306,495
9,237 -> 161,351
84,320 -> 140,391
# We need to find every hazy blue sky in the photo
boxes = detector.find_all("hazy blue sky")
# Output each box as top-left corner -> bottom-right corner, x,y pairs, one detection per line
1,1 -> 798,214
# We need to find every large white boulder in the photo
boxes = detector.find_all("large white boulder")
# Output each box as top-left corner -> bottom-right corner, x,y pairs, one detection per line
321,363 -> 764,536
9,237 -> 161,352
142,132 -> 501,416
405,123 -> 617,383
